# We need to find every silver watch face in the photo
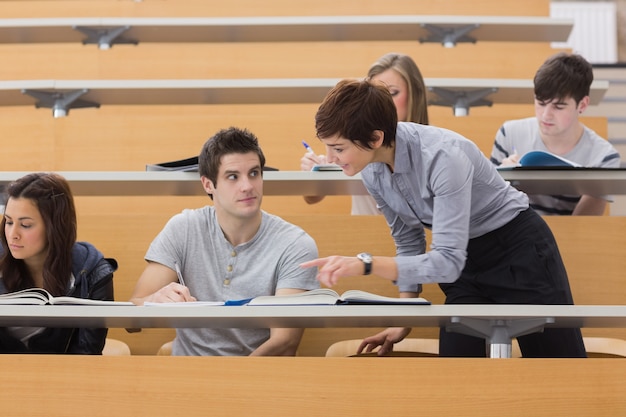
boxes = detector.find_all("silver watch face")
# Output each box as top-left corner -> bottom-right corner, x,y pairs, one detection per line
357,252 -> 372,263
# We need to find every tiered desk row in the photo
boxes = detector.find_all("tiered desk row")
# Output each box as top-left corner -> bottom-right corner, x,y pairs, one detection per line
0,15 -> 609,118
1,3 -> 625,416
0,77 -> 609,117
0,15 -> 575,45
2,169 -> 626,197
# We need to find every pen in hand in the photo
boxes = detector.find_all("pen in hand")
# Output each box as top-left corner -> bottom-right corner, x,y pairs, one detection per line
302,140 -> 315,154
301,140 -> 327,170
174,262 -> 186,287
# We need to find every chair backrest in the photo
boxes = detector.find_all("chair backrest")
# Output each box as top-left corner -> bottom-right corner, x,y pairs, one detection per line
325,338 -> 439,357
157,340 -> 173,356
102,338 -> 131,356
511,336 -> 626,358
583,337 -> 626,358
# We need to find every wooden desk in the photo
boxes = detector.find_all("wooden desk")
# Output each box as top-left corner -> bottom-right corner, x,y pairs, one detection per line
0,170 -> 368,196
0,15 -> 574,47
3,304 -> 626,329
500,168 -> 626,197
2,304 -> 626,358
2,169 -> 625,197
2,356 -> 625,417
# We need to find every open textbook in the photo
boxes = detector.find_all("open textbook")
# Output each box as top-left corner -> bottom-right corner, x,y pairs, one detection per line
497,150 -> 581,170
143,290 -> 430,307
246,289 -> 430,306
518,150 -> 581,167
0,288 -> 134,306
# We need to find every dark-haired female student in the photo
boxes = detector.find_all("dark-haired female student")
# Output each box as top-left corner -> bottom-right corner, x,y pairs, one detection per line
0,172 -> 117,353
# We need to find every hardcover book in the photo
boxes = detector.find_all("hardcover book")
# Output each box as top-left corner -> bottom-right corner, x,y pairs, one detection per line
246,289 -> 430,306
0,288 -> 134,306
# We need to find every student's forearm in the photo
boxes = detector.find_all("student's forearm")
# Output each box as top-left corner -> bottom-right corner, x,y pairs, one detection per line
572,195 -> 607,215
249,329 -> 304,356
400,291 -> 420,298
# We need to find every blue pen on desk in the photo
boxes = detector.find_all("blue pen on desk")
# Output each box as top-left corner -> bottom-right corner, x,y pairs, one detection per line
174,262 -> 186,287
302,140 -> 315,154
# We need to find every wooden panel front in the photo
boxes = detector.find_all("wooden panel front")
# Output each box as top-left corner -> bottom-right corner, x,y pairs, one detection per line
0,0 -> 551,18
2,356 -> 625,417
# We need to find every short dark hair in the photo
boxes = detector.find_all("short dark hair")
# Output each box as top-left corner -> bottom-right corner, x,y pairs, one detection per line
315,78 -> 397,149
198,127 -> 266,188
1,172 -> 76,295
534,52 -> 593,104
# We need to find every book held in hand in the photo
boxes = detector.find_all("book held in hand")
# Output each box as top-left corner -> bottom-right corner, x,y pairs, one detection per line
246,289 -> 430,306
518,150 -> 581,167
0,288 -> 134,306
497,150 -> 581,170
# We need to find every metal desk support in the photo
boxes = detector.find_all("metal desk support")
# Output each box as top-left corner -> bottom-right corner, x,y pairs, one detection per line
446,316 -> 556,358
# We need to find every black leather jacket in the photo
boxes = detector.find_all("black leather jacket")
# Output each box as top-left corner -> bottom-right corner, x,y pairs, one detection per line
0,242 -> 117,354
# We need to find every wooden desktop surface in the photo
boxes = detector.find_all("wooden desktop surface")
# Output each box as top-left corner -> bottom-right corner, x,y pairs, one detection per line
2,356 -> 625,417
2,304 -> 626,330
0,15 -> 574,44
1,169 -> 625,196
0,78 -> 608,107
6,303 -> 625,359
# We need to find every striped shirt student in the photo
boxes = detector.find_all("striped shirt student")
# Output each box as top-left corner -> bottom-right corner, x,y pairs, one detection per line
491,117 -> 620,215
490,52 -> 621,216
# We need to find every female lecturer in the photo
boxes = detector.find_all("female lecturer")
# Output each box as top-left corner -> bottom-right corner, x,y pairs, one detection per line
301,79 -> 586,358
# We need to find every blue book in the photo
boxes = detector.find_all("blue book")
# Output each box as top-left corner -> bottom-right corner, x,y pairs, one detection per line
518,150 -> 581,168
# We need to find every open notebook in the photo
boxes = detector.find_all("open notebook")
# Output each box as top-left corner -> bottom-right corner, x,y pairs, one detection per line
497,150 -> 581,170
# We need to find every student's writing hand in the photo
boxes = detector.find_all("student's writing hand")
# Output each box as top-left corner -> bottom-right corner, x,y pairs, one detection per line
300,152 -> 326,171
357,327 -> 412,356
300,256 -> 363,287
500,152 -> 520,167
146,282 -> 197,304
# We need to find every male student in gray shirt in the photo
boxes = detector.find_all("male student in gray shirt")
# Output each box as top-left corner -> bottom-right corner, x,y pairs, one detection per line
131,127 -> 319,356
301,78 -> 587,358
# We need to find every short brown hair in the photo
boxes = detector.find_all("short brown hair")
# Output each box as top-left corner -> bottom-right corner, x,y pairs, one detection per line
199,127 -> 266,188
315,78 -> 397,149
534,52 -> 593,104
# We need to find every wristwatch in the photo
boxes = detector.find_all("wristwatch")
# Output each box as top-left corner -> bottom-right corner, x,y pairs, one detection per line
356,252 -> 373,275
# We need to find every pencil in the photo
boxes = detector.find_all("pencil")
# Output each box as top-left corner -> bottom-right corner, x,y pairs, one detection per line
174,262 -> 186,286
